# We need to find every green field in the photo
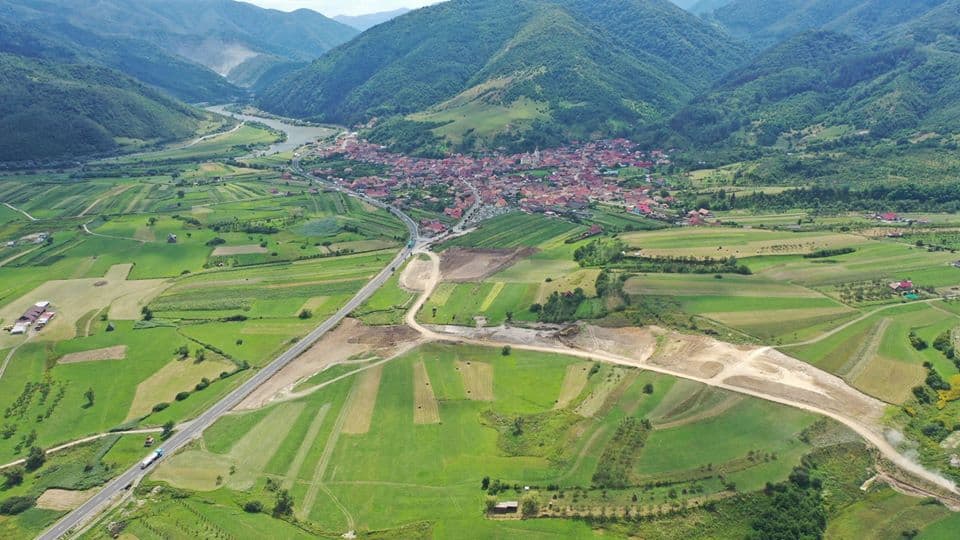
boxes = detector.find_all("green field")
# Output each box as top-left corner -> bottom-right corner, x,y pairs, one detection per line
441,213 -> 583,250
79,343 -> 886,539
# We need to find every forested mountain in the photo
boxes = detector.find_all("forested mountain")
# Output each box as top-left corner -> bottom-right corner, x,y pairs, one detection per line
0,0 -> 357,100
0,53 -> 205,163
334,9 -> 411,31
258,0 -> 746,152
667,19 -> 960,147
708,0 -> 949,48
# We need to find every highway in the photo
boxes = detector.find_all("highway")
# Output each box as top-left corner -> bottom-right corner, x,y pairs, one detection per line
39,160 -> 420,540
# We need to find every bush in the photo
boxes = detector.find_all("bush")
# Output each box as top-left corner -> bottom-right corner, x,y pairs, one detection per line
174,391 -> 190,401
152,402 -> 170,412
25,446 -> 45,472
0,496 -> 35,515
243,500 -> 264,513
298,309 -> 313,320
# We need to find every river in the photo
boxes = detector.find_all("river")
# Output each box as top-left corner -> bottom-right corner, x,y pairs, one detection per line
206,105 -> 338,155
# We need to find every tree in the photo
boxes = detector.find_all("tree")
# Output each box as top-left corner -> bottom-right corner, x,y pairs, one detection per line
273,489 -> 294,517
243,500 -> 263,513
502,345 -> 512,356
195,348 -> 206,362
161,421 -> 175,439
83,387 -> 95,408
2,467 -> 24,488
299,309 -> 313,319
521,497 -> 539,518
481,476 -> 490,490
25,446 -> 45,472
643,383 -> 654,394
176,190 -> 185,199
141,306 -> 153,321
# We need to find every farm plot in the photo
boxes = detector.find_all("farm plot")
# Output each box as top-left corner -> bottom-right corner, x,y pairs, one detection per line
441,212 -> 583,249
125,355 -> 236,421
0,264 -> 167,348
95,340 -> 895,538
621,227 -> 867,258
420,281 -> 539,326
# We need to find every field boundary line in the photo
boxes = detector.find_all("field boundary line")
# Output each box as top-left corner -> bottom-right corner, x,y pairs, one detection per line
299,374 -> 358,522
0,245 -> 42,267
2,202 -> 36,221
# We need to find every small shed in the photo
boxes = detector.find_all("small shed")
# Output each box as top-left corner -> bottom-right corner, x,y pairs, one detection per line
491,501 -> 519,515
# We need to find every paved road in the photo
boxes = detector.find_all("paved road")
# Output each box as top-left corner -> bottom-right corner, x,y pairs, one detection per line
39,162 -> 420,540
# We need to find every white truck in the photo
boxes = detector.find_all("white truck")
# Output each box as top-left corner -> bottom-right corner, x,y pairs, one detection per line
140,448 -> 164,469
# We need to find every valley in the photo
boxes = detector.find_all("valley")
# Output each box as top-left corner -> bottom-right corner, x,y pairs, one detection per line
2,0 -> 960,539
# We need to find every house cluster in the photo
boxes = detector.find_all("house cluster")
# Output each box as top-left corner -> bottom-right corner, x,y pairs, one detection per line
873,212 -> 930,226
310,135 -> 675,221
8,301 -> 55,335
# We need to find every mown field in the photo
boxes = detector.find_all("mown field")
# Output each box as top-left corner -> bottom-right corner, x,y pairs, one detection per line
79,342 -> 924,539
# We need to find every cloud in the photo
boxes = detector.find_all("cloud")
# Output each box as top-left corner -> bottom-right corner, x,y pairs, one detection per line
245,0 -> 442,17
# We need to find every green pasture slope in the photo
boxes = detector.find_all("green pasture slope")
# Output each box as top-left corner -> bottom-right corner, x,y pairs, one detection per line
80,342 -> 953,539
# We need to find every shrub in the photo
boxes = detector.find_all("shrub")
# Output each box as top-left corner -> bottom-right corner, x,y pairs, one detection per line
152,402 -> 169,412
243,500 -> 264,513
174,392 -> 190,401
0,496 -> 35,515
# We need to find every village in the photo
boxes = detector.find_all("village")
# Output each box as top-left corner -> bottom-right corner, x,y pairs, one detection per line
305,135 -> 679,235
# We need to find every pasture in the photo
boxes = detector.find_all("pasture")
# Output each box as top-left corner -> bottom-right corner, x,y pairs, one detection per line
621,227 -> 867,258
105,342 -> 845,538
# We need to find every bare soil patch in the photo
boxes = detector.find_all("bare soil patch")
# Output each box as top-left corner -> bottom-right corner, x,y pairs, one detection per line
555,363 -> 590,409
456,360 -> 494,400
212,244 -> 268,256
59,345 -> 127,364
413,361 -> 440,424
440,247 -> 536,282
400,257 -> 434,291
341,364 -> 384,434
237,318 -> 419,410
36,488 -> 98,511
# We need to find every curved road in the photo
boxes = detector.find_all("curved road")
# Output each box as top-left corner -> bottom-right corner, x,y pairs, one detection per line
39,163 -> 420,540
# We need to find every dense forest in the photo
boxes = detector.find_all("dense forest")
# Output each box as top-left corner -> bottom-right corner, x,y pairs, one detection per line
0,54 -> 204,163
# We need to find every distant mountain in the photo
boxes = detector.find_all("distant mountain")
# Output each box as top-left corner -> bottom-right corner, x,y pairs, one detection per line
687,0 -> 732,15
0,0 -> 358,100
0,53 -> 205,163
668,20 -> 960,147
334,8 -> 411,31
258,0 -> 747,152
709,0 -> 948,48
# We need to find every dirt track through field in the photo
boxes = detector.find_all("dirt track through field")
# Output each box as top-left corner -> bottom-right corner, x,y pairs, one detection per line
404,249 -> 960,505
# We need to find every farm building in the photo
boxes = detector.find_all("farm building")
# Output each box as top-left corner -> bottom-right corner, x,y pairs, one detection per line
167,234 -> 178,244
890,280 -> 914,293
11,323 -> 29,335
490,501 -> 519,514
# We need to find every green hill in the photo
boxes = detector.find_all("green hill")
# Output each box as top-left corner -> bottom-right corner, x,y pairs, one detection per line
257,0 -> 747,152
708,0 -> 948,48
0,0 -> 358,100
0,53 -> 206,163
668,22 -> 960,147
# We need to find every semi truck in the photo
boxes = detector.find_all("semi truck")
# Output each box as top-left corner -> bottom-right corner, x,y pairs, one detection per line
140,448 -> 164,469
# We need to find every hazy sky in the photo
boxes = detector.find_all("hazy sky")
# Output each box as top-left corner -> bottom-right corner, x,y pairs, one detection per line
246,1 -> 442,17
